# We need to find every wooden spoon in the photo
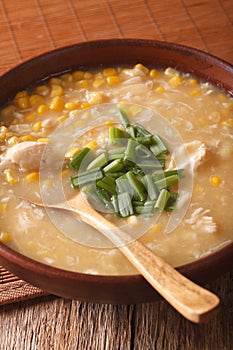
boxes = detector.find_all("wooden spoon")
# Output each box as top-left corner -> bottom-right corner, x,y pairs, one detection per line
23,191 -> 219,323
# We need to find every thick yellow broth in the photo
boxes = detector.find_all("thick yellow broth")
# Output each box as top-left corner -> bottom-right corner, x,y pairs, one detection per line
0,64 -> 232,275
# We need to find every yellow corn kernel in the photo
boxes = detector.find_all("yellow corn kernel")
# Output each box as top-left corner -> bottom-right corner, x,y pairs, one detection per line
80,102 -> 90,109
43,178 -> 53,186
0,203 -> 7,215
0,126 -> 8,134
35,84 -> 49,96
58,114 -> 69,124
104,120 -> 116,126
65,147 -> 80,159
29,94 -> 44,107
140,224 -> 162,244
36,104 -> 48,115
164,67 -> 179,76
87,92 -> 103,105
188,78 -> 198,86
20,135 -> 35,142
92,78 -> 106,89
26,172 -> 39,182
83,72 -> 92,79
151,224 -> 161,233
62,169 -> 71,177
4,169 -> 18,184
209,175 -> 222,187
37,138 -> 49,143
7,136 -> 19,146
190,89 -> 200,96
49,96 -> 64,111
61,73 -> 73,82
49,77 -> 62,85
15,91 -> 27,99
25,113 -> 36,121
32,121 -> 42,132
50,84 -> 64,98
106,76 -> 121,85
222,118 -> 233,127
15,96 -> 30,110
128,105 -> 143,117
149,69 -> 160,78
75,80 -> 91,89
134,63 -> 149,75
194,184 -> 204,193
0,126 -> 8,141
103,68 -> 117,77
72,70 -> 85,81
1,105 -> 15,117
168,76 -> 182,87
85,141 -> 98,150
65,101 -> 80,111
155,86 -> 165,93
0,231 -> 11,243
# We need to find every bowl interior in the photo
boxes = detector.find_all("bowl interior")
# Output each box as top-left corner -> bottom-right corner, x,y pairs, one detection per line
0,39 -> 232,303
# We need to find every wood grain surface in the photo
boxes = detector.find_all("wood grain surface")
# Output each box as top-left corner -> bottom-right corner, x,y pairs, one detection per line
1,273 -> 232,350
0,0 -> 233,349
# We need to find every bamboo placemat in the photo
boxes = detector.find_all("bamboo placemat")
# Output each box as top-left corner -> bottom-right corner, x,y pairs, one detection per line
0,0 -> 233,305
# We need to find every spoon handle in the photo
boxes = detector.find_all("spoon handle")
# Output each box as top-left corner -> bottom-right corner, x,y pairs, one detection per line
120,240 -> 219,323
68,195 -> 220,323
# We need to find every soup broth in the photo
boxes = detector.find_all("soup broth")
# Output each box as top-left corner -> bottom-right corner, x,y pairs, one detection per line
0,64 -> 232,275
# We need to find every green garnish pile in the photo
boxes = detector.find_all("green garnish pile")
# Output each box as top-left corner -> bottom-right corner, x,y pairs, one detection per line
69,109 -> 184,217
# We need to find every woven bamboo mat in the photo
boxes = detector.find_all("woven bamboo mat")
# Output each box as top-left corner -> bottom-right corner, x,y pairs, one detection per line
0,0 -> 233,305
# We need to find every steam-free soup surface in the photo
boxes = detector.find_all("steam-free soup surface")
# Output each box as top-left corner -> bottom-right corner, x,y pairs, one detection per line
0,64 -> 232,275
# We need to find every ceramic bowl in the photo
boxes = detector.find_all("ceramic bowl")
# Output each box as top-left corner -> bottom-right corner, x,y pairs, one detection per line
0,39 -> 232,303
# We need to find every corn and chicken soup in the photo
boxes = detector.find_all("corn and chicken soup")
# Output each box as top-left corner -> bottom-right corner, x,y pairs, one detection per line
0,64 -> 232,275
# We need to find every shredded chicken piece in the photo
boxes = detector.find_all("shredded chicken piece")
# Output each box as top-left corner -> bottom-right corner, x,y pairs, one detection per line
168,140 -> 207,171
185,207 -> 217,234
0,141 -> 46,172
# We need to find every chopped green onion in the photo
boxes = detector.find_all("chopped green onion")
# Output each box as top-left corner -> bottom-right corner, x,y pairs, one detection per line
87,152 -> 108,170
69,108 -> 183,218
152,169 -> 184,182
71,168 -> 103,188
84,185 -> 106,210
126,171 -> 147,201
118,108 -> 131,128
96,188 -> 113,208
134,205 -> 154,216
154,174 -> 179,190
142,174 -> 159,200
135,144 -> 154,158
165,193 -> 178,211
134,136 -> 153,145
117,192 -> 134,217
96,175 -> 116,195
126,125 -> 136,138
68,147 -> 90,170
133,123 -> 152,137
124,139 -> 139,164
150,135 -> 168,156
116,176 -> 134,196
107,146 -> 125,160
109,126 -> 125,144
154,189 -> 171,212
103,159 -> 124,173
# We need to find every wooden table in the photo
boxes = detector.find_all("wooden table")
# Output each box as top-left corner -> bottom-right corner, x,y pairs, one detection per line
0,1 -> 232,349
